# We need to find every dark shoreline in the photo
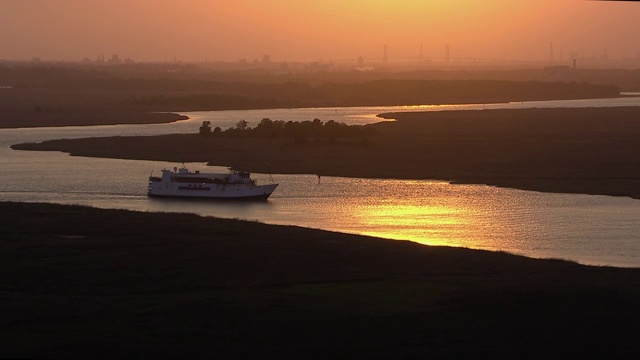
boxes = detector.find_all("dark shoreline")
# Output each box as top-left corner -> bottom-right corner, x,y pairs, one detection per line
0,109 -> 189,128
1,201 -> 639,358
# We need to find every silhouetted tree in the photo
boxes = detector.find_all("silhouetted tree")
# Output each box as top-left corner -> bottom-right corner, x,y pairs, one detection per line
235,120 -> 249,130
199,120 -> 211,136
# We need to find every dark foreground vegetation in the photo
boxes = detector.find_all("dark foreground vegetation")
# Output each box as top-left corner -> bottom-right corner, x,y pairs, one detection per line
1,201 -> 639,358
15,106 -> 640,200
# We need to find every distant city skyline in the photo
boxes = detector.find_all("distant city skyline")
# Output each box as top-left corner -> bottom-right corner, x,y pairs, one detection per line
1,0 -> 639,64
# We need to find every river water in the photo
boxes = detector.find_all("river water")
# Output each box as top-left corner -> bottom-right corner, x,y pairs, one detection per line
2,96 -> 640,268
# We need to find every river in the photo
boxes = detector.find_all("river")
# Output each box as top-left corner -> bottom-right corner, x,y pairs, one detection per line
2,96 -> 640,268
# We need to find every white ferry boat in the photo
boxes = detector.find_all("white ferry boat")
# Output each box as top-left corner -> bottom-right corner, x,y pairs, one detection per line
148,166 -> 278,200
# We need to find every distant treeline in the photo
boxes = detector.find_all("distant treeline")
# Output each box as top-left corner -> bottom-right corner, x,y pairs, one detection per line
0,64 -> 624,111
3,62 -> 640,90
126,80 -> 620,111
199,118 -> 377,142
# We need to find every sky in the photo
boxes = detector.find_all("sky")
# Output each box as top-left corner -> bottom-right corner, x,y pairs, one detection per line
0,0 -> 638,63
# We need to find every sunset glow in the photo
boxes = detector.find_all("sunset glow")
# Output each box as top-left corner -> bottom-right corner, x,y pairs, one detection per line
1,0 -> 638,63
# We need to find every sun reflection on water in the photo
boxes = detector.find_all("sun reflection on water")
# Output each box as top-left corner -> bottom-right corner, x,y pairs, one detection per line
356,203 -> 467,246
330,178 -> 516,249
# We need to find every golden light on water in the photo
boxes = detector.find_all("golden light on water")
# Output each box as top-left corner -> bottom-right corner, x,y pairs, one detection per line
310,176 -> 550,256
336,179 -> 515,249
356,203 -> 467,246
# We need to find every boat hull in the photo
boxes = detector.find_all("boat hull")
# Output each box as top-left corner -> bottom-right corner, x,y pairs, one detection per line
147,183 -> 278,200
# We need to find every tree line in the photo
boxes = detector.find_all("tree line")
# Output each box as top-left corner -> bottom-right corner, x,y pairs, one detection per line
0,64 -> 621,111
199,118 -> 377,142
130,79 -> 620,110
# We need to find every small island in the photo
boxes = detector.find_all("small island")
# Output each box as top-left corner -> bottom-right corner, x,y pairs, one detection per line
13,106 -> 640,200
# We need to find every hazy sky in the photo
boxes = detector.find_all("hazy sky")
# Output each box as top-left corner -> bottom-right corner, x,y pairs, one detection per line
1,0 -> 638,63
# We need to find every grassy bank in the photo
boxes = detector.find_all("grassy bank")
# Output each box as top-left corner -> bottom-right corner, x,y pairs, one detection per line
1,201 -> 639,358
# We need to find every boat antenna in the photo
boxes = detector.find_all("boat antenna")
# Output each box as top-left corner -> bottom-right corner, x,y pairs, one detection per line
178,150 -> 186,169
265,162 -> 274,184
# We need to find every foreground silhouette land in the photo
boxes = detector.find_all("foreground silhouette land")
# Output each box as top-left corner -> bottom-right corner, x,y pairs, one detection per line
1,201 -> 639,358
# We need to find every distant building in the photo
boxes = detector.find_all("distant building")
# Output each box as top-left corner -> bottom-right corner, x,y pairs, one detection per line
383,45 -> 388,64
108,54 -> 121,64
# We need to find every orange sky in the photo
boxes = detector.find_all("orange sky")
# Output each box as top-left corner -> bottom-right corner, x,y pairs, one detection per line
0,0 -> 638,63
